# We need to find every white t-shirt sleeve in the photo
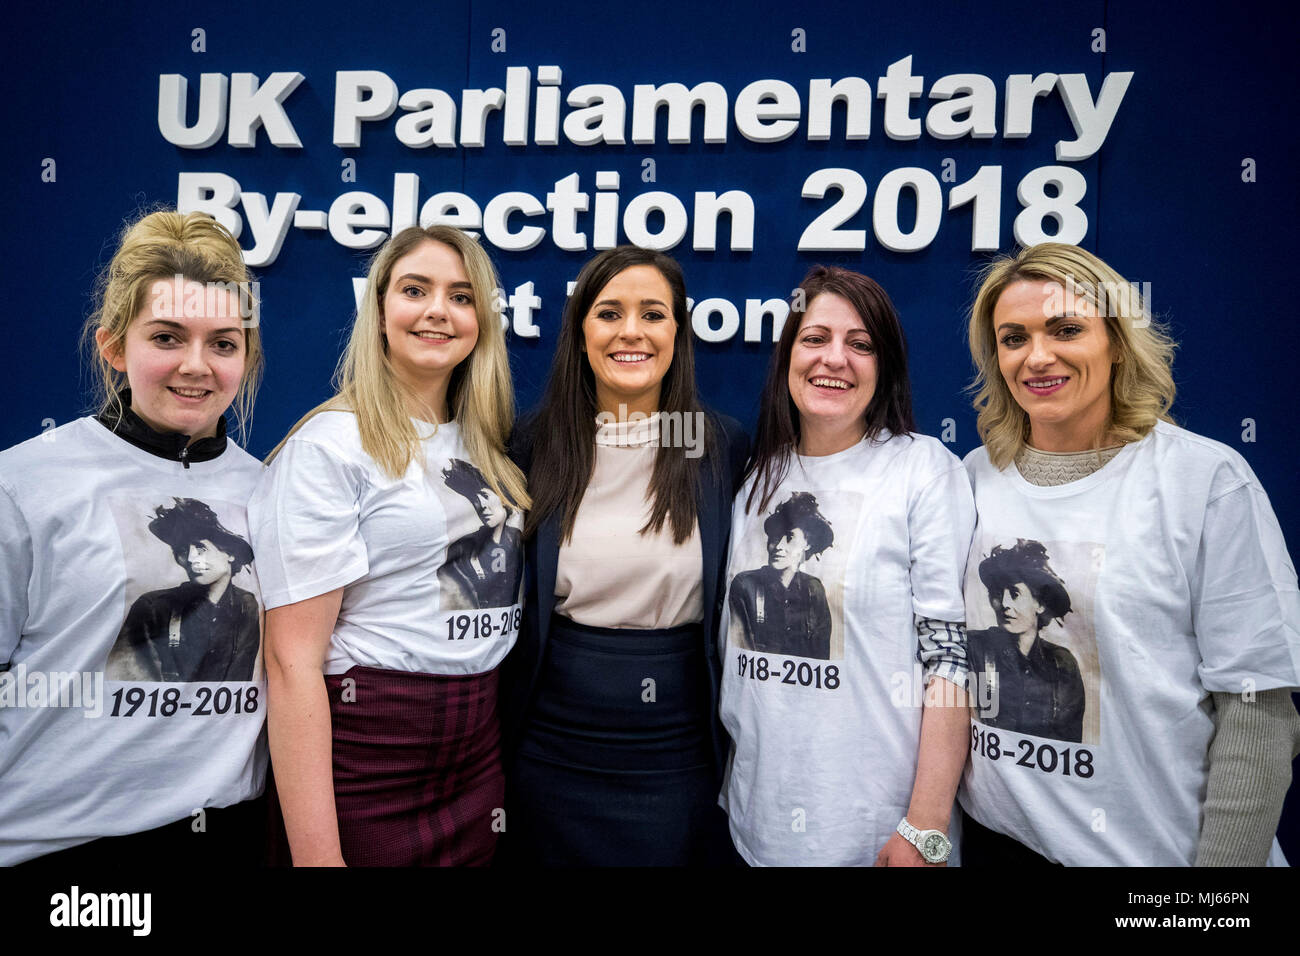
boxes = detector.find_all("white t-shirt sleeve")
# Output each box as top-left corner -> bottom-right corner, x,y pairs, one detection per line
1192,477 -> 1300,693
249,438 -> 370,609
0,481 -> 31,666
908,457 -> 976,622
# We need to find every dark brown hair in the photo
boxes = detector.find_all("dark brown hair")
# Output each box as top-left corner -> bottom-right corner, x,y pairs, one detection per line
744,265 -> 915,514
524,246 -> 714,543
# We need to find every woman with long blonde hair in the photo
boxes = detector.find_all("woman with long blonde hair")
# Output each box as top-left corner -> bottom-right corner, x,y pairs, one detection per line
959,242 -> 1300,866
251,225 -> 528,866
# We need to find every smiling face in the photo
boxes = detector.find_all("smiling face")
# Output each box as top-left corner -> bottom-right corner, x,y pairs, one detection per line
381,240 -> 480,412
994,280 -> 1117,451
996,581 -> 1043,637
788,293 -> 878,451
185,539 -> 234,587
97,279 -> 247,442
582,264 -> 677,417
769,527 -> 809,572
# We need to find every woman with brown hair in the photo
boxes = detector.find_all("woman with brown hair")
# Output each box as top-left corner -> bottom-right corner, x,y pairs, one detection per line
717,265 -> 974,867
501,245 -> 748,866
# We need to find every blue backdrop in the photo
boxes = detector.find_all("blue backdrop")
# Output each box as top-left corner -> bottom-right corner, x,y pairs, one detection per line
6,0 -> 1298,859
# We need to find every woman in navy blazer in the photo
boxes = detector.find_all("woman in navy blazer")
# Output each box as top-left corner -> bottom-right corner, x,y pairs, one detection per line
500,246 -> 748,866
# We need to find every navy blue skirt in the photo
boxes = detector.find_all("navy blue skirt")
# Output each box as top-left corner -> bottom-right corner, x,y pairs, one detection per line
505,616 -> 734,866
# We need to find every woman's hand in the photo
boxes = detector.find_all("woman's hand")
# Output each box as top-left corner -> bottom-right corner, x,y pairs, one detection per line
881,675 -> 969,868
875,831 -> 943,867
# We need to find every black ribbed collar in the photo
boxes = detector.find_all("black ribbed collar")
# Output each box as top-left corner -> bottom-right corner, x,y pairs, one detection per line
96,389 -> 228,468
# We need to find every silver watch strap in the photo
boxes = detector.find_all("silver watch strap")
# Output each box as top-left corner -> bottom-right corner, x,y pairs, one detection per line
897,817 -> 950,861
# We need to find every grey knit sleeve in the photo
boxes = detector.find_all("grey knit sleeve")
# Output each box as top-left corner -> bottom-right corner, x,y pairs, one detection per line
1195,689 -> 1300,866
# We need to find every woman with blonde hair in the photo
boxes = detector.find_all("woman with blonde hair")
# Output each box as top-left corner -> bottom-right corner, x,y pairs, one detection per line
250,225 -> 528,866
960,242 -> 1300,866
0,209 -> 268,865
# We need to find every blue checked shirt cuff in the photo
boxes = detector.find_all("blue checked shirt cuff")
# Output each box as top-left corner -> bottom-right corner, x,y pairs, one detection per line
915,615 -> 969,688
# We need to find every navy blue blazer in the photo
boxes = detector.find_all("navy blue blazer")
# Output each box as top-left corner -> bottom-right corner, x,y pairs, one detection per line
501,409 -> 750,779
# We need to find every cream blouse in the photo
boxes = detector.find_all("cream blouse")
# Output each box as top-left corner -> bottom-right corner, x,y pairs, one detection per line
554,414 -> 704,629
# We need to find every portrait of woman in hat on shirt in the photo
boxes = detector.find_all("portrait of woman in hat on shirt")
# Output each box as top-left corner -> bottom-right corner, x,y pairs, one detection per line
107,497 -> 260,683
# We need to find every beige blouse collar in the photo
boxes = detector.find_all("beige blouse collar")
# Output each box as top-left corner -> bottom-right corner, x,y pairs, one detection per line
595,412 -> 661,448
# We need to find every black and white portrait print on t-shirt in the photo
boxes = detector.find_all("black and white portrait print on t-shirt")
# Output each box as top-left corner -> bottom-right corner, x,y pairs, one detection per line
436,458 -> 524,611
727,489 -> 861,661
964,536 -> 1102,744
104,496 -> 262,683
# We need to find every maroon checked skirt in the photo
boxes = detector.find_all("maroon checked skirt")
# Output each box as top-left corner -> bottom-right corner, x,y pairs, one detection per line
320,664 -> 504,866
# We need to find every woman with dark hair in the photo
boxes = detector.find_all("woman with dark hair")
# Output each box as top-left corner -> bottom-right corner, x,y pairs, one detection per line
960,243 -> 1300,867
966,539 -> 1083,742
502,245 -> 748,866
107,497 -> 260,682
718,265 -> 975,867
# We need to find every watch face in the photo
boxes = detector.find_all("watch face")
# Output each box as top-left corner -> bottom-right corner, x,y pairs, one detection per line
922,833 -> 949,862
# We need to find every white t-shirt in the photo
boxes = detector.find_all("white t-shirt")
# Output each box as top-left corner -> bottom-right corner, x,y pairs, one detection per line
0,417 -> 267,865
249,411 -> 523,675
718,432 -> 975,866
959,421 -> 1300,866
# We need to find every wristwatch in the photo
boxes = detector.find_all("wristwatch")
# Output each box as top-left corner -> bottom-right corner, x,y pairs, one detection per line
896,817 -> 951,863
